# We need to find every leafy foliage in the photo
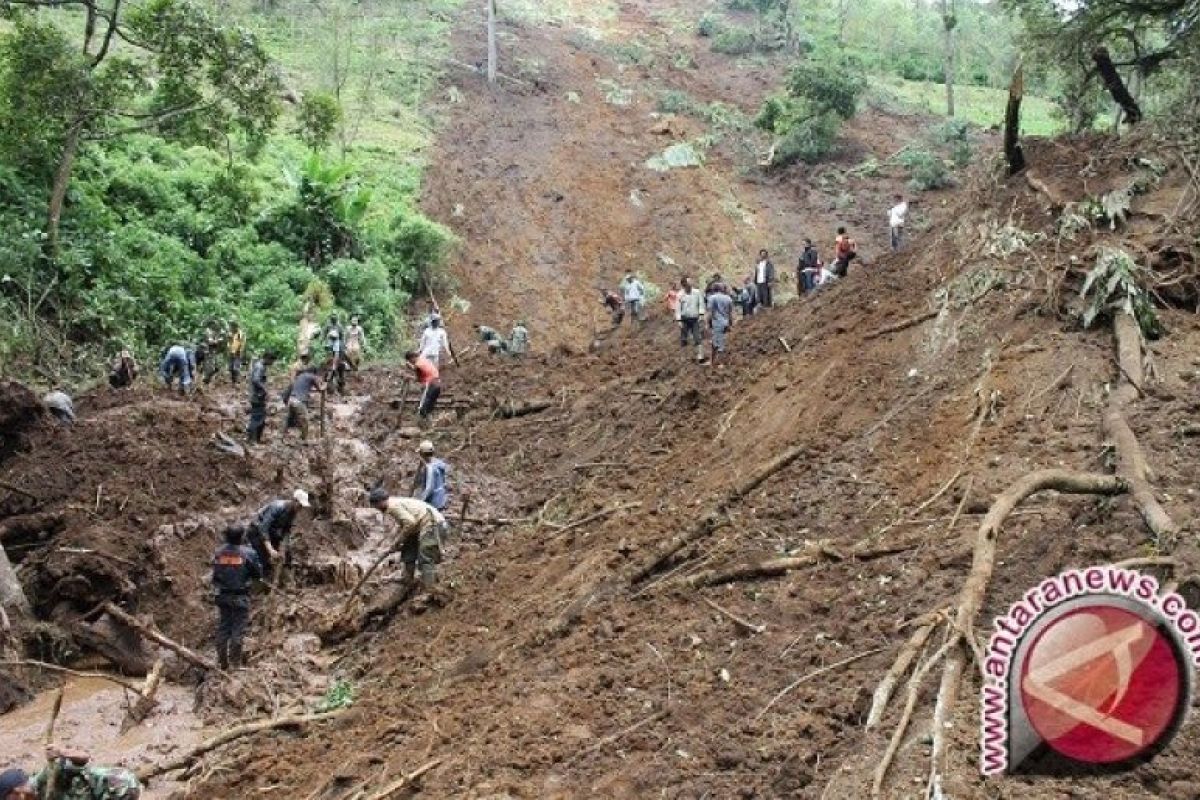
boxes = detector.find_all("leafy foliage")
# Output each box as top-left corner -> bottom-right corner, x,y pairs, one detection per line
755,55 -> 865,168
297,91 -> 343,151
1080,247 -> 1161,338
898,148 -> 953,191
315,678 -> 355,712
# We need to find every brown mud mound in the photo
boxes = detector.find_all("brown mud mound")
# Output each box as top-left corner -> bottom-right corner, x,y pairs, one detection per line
0,381 -> 43,463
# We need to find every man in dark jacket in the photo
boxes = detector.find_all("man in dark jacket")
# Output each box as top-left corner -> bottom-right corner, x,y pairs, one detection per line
245,350 -> 276,445
798,239 -> 820,294
753,249 -> 776,308
247,490 -> 310,576
211,524 -> 262,670
282,368 -> 324,441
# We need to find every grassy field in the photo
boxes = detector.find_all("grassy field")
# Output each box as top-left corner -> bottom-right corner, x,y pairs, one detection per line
869,75 -> 1066,136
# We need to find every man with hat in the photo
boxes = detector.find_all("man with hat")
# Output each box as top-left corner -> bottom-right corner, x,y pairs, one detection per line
247,489 -> 311,577
367,488 -> 445,590
211,523 -> 263,669
409,440 -> 450,513
0,748 -> 142,798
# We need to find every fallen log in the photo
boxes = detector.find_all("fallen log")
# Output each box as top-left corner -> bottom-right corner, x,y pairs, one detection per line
136,710 -> 345,781
626,443 -> 809,586
1093,46 -> 1142,125
863,310 -> 939,341
548,502 -> 642,535
102,603 -> 220,673
666,539 -> 916,591
1103,311 -> 1178,544
494,398 -> 554,418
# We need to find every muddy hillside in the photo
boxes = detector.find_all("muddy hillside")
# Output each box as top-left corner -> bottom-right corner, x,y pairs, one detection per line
3,0 -> 1200,799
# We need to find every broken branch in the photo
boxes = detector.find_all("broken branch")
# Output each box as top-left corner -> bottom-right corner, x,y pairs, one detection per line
755,647 -> 884,724
102,602 -> 221,673
701,596 -> 765,635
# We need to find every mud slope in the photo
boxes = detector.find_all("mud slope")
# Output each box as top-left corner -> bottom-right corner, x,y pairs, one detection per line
421,0 -> 934,351
190,130 -> 1200,799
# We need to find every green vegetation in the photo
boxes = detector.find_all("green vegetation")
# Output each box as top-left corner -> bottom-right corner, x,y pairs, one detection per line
755,58 -> 866,168
1081,248 -> 1161,338
0,0 -> 459,381
869,76 -> 1064,136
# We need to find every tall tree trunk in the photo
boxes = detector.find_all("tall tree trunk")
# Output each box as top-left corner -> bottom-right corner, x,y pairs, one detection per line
940,0 -> 956,117
1093,47 -> 1142,125
46,119 -> 85,259
1003,63 -> 1026,175
486,0 -> 497,84
0,544 -> 32,621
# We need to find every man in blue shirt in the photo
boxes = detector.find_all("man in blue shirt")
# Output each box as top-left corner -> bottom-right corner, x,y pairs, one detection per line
706,283 -> 735,367
409,440 -> 450,512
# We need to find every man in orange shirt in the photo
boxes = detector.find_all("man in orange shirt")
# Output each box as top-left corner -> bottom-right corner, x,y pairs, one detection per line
405,350 -> 441,420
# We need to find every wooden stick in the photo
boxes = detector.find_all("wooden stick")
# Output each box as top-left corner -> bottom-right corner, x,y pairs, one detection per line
552,502 -> 642,536
671,540 -> 914,591
0,480 -> 39,501
363,758 -> 443,800
102,602 -> 221,673
778,336 -> 792,352
42,687 -> 65,798
872,469 -> 962,541
863,310 -> 939,340
754,647 -> 883,724
701,597 -> 765,635
0,659 -> 143,692
136,710 -> 345,781
568,710 -> 669,763
121,658 -> 164,732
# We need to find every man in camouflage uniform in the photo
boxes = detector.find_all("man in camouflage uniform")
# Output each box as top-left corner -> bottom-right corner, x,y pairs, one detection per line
0,746 -> 142,798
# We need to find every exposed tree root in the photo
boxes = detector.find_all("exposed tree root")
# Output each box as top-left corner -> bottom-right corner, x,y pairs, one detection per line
865,609 -> 946,730
103,602 -> 221,674
863,310 -> 939,341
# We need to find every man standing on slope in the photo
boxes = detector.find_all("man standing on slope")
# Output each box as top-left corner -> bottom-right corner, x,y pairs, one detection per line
227,321 -> 246,385
419,315 -> 454,367
707,281 -> 735,367
246,350 -> 275,445
405,350 -> 442,422
211,523 -> 262,670
798,239 -> 820,294
409,439 -> 450,513
368,488 -> 446,591
833,227 -> 857,277
282,367 -> 325,441
508,321 -> 529,357
889,194 -> 908,251
753,249 -> 775,308
621,273 -> 646,326
345,316 -> 367,370
677,276 -> 705,362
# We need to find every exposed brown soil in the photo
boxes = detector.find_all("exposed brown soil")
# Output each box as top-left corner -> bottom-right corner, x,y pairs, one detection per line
3,1 -> 1200,799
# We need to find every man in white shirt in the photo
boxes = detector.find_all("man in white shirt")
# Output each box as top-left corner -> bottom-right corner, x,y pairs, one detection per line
677,276 -> 706,361
622,273 -> 646,324
889,194 -> 909,251
418,315 -> 454,366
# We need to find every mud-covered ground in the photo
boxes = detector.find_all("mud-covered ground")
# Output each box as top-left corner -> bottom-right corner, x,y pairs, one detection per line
3,0 -> 1200,798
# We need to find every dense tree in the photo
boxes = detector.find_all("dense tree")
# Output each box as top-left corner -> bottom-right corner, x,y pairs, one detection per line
0,0 -> 280,256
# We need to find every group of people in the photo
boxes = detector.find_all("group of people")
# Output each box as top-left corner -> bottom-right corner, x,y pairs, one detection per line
473,322 -> 529,356
149,320 -> 249,394
210,440 -> 452,670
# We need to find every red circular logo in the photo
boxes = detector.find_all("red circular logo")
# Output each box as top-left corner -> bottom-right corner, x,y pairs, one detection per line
1019,605 -> 1186,764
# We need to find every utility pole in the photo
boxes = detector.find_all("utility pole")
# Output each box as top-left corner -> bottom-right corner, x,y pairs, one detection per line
487,0 -> 497,84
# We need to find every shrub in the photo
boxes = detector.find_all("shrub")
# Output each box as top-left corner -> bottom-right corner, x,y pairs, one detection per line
711,26 -> 756,55
297,91 -> 343,151
697,12 -> 721,37
770,109 -> 839,167
785,60 -> 866,120
898,148 -> 953,191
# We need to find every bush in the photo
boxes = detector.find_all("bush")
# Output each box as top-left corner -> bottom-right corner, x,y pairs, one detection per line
697,12 -> 721,37
770,109 -> 839,167
785,60 -> 866,120
297,91 -> 342,151
898,148 -> 953,191
711,26 -> 756,55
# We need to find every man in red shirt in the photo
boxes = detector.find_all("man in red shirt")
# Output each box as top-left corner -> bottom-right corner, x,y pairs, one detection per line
405,350 -> 441,420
